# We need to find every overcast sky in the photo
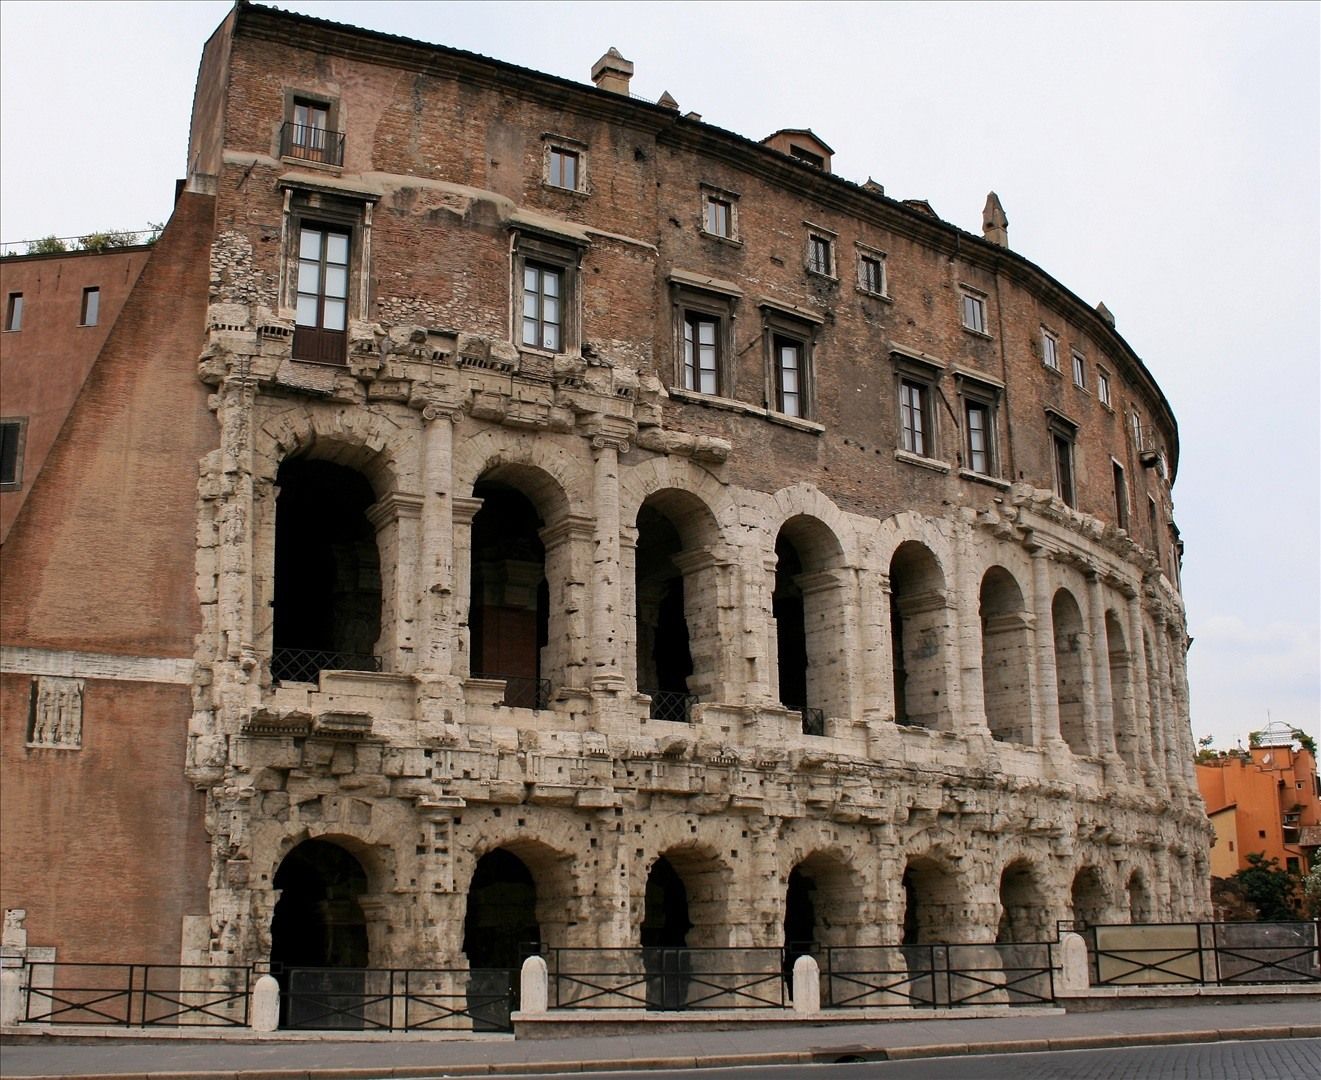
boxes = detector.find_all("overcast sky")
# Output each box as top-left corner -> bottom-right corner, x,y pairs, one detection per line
1,1 -> 1316,750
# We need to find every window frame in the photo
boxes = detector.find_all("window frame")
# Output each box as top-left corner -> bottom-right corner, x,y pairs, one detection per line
670,279 -> 738,399
543,134 -> 588,194
1072,349 -> 1087,389
961,288 -> 988,335
513,229 -> 584,356
699,184 -> 740,242
1041,327 -> 1060,371
292,221 -> 353,364
4,292 -> 21,332
1047,410 -> 1078,507
891,351 -> 945,463
1112,458 -> 1130,531
760,302 -> 819,420
0,416 -> 26,491
855,243 -> 888,298
956,373 -> 1002,478
1097,367 -> 1112,408
804,224 -> 837,279
79,286 -> 100,327
281,91 -> 342,167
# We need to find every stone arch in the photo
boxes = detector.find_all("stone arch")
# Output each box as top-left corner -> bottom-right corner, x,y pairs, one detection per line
1126,869 -> 1153,923
784,849 -> 863,956
637,843 -> 733,950
996,859 -> 1052,943
1070,865 -> 1110,930
1106,609 -> 1137,770
257,407 -> 406,497
889,541 -> 951,730
461,835 -> 578,956
900,852 -> 965,945
633,487 -> 723,715
772,514 -> 851,729
619,455 -> 739,539
453,429 -> 587,520
979,566 -> 1032,744
1052,588 -> 1089,754
766,483 -> 861,567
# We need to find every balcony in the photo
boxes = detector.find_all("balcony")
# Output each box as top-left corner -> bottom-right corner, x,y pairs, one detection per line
272,646 -> 381,684
280,122 -> 345,168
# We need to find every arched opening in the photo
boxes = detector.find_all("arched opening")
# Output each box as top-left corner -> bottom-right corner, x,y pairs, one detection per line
273,458 -> 381,682
900,856 -> 961,945
463,848 -> 540,1029
979,567 -> 1032,744
469,479 -> 549,709
634,491 -> 719,721
1070,866 -> 1108,930
1127,871 -> 1152,923
641,856 -> 692,1009
889,542 -> 949,729
1051,589 -> 1088,753
270,838 -> 369,1029
1106,610 -> 1137,769
649,846 -> 730,950
997,860 -> 1049,943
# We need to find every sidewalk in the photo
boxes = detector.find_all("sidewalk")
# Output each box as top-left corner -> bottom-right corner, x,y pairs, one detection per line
3,1001 -> 1319,1078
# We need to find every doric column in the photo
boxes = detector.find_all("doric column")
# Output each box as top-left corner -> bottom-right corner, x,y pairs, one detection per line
539,514 -> 596,694
1029,548 -> 1062,744
589,436 -> 627,692
366,492 -> 424,674
1085,570 -> 1115,757
450,496 -> 483,679
949,526 -> 982,735
1125,591 -> 1159,784
857,568 -> 893,723
414,404 -> 460,678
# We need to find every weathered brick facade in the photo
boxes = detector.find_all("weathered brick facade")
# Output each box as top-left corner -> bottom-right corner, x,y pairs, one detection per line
1,2 -> 1207,991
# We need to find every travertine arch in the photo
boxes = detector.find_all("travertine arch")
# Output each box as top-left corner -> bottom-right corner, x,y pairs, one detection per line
899,848 -> 968,945
453,428 -> 588,520
619,456 -> 738,544
995,857 -> 1053,943
782,846 -> 866,949
266,825 -> 393,896
764,483 -> 861,568
871,510 -> 955,574
888,539 -> 951,730
634,841 -> 735,950
1069,864 -> 1112,928
1052,588 -> 1089,755
256,405 -> 408,496
458,831 -> 580,950
979,566 -> 1033,745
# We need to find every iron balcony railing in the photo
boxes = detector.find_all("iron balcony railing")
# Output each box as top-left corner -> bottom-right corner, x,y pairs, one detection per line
642,689 -> 697,723
20,961 -> 252,1027
472,672 -> 551,711
784,703 -> 825,736
279,122 -> 345,167
271,647 -> 382,684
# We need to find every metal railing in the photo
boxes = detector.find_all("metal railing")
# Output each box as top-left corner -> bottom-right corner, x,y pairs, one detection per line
799,707 -> 825,736
271,646 -> 382,683
21,962 -> 252,1027
1086,920 -> 1321,987
472,672 -> 551,710
544,947 -> 787,1011
820,943 -> 1057,1008
643,689 -> 697,723
280,122 -> 345,167
281,966 -> 517,1032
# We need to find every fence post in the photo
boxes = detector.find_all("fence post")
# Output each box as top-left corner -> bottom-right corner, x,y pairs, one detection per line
250,974 -> 280,1032
0,967 -> 22,1027
519,955 -> 548,1015
1057,932 -> 1090,993
791,955 -> 820,1014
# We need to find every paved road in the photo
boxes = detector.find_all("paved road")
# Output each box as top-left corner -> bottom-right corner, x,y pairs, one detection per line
461,1039 -> 1321,1079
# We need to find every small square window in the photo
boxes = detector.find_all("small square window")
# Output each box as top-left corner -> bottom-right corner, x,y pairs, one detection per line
705,196 -> 731,238
1072,351 -> 1086,389
857,249 -> 887,296
1042,329 -> 1060,371
961,291 -> 987,334
548,147 -> 580,190
807,233 -> 834,277
282,95 -> 342,167
80,287 -> 100,327
4,292 -> 21,332
1098,369 -> 1112,407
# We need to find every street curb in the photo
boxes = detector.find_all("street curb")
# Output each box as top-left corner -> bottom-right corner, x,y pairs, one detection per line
5,1027 -> 1321,1079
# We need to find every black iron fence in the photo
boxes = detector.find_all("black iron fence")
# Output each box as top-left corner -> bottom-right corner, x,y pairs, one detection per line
820,943 -> 1057,1008
643,689 -> 697,723
472,672 -> 551,710
544,947 -> 787,1011
1084,920 -> 1321,987
281,966 -> 517,1032
279,122 -> 345,166
271,646 -> 382,683
20,962 -> 251,1027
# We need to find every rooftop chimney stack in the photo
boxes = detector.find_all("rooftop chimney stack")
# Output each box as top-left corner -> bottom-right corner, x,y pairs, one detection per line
591,48 -> 634,96
982,191 -> 1008,247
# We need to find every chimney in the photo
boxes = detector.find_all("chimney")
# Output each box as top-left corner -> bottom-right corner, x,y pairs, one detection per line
982,191 -> 1008,247
591,47 -> 633,95
1095,301 -> 1116,327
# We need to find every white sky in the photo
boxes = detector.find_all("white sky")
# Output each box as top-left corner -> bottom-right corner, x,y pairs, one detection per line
1,1 -> 1317,751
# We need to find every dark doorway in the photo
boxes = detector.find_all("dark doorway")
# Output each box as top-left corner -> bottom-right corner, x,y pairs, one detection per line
273,458 -> 380,682
270,839 -> 369,1028
783,866 -> 818,997
635,505 -> 694,719
469,482 -> 548,707
642,856 -> 692,1009
773,534 -> 809,725
463,849 -> 540,1029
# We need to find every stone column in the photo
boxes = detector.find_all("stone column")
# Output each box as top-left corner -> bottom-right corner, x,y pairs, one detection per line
1084,570 -> 1112,757
796,566 -> 856,722
758,547 -> 781,708
589,437 -> 627,693
1153,617 -> 1181,793
1029,548 -> 1062,744
672,548 -> 727,703
1125,591 -> 1158,785
539,515 -> 595,695
619,524 -> 639,692
414,405 -> 460,679
949,524 -> 982,736
857,568 -> 893,724
450,496 -> 483,682
366,492 -> 423,674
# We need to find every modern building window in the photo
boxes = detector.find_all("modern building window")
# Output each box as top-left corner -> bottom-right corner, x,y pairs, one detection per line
961,290 -> 987,334
547,146 -> 580,190
4,292 -> 21,332
80,287 -> 100,327
761,304 -> 818,419
282,95 -> 343,166
1042,328 -> 1060,371
513,231 -> 582,355
1113,460 -> 1129,531
682,311 -> 720,394
856,246 -> 887,296
293,224 -> 350,363
0,418 -> 25,490
1097,368 -> 1112,407
806,231 -> 834,277
1072,350 -> 1086,389
521,263 -> 563,351
1048,413 -> 1078,507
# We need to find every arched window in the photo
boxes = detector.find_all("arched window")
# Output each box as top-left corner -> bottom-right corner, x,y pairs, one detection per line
979,567 -> 1032,743
1106,610 -> 1137,770
1051,589 -> 1088,754
889,543 -> 949,729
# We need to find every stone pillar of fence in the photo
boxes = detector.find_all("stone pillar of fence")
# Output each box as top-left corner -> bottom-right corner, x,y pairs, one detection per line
1057,932 -> 1091,994
250,973 -> 280,1032
792,954 -> 820,1014
519,955 -> 548,1015
0,966 -> 22,1027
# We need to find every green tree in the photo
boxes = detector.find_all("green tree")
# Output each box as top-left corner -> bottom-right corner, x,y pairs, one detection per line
1231,853 -> 1302,921
25,235 -> 68,254
1303,862 -> 1321,919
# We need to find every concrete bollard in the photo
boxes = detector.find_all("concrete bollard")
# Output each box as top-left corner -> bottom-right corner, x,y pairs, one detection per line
792,954 -> 820,1014
250,973 -> 280,1032
1058,932 -> 1091,994
519,954 -> 548,1014
1,967 -> 23,1027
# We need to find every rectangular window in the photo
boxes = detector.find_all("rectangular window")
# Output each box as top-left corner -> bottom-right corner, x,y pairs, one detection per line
957,375 -> 1000,477
1148,496 -> 1159,547
965,400 -> 991,474
80,286 -> 100,327
4,292 -> 21,332
282,96 -> 342,167
1072,351 -> 1086,388
1042,329 -> 1060,370
807,233 -> 833,276
704,196 -> 732,238
521,263 -> 563,351
1053,432 -> 1075,506
0,418 -> 24,489
293,224 -> 350,364
774,335 -> 804,417
962,292 -> 987,334
683,311 -> 720,395
1098,369 -> 1112,407
900,380 -> 930,456
548,147 -> 579,190
857,251 -> 886,296
1113,460 -> 1129,531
